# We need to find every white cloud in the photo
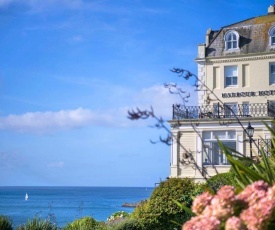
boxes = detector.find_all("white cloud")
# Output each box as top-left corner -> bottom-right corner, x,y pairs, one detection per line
131,83 -> 197,118
0,83 -> 197,133
0,108 -> 114,133
47,161 -> 64,168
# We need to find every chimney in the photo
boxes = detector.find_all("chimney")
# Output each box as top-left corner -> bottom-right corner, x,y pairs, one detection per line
206,28 -> 212,47
268,5 -> 275,14
198,44 -> 205,58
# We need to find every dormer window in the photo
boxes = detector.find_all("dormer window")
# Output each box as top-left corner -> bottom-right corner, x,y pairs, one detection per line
269,26 -> 275,45
224,31 -> 239,50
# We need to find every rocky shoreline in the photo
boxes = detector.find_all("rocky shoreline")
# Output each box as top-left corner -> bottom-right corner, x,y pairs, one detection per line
121,200 -> 147,208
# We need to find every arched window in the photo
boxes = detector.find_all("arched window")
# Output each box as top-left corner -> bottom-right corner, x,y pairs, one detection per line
224,31 -> 239,50
269,26 -> 275,45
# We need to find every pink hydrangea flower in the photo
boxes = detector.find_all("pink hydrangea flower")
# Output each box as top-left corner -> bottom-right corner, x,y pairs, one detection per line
225,217 -> 246,230
267,183 -> 275,199
191,191 -> 213,215
182,180 -> 275,230
240,196 -> 275,230
237,181 -> 269,207
182,215 -> 220,230
202,186 -> 236,220
214,186 -> 236,207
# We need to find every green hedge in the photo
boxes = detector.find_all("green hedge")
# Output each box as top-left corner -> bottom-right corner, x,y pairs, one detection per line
16,218 -> 58,230
205,172 -> 236,192
0,215 -> 13,230
132,178 -> 203,230
63,216 -> 106,230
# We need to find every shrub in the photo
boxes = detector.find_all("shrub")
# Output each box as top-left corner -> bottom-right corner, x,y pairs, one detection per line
106,211 -> 130,224
63,216 -> 106,230
0,215 -> 13,230
16,218 -> 57,230
110,218 -> 141,230
132,178 -> 203,230
205,172 -> 236,192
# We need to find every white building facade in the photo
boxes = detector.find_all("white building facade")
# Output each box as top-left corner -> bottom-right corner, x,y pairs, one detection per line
169,6 -> 275,181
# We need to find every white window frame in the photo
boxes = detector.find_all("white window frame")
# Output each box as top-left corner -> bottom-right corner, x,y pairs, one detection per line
202,131 -> 236,166
268,26 -> 275,46
270,63 -> 275,85
225,65 -> 238,87
224,31 -> 239,50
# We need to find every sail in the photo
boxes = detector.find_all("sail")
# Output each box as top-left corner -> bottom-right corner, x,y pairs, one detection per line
25,193 -> 28,201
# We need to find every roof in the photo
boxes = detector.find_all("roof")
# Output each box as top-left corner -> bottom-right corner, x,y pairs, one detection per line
206,14 -> 275,57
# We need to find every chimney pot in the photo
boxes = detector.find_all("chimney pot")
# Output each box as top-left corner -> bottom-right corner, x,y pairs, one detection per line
268,5 -> 275,14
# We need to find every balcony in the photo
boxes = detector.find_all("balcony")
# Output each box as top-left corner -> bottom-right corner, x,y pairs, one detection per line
172,102 -> 275,120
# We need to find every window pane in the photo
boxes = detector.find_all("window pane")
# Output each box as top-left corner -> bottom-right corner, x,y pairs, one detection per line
227,42 -> 231,49
202,132 -> 211,140
225,32 -> 239,50
202,131 -> 236,166
228,131 -> 236,139
225,66 -> 237,76
226,77 -> 231,85
225,66 -> 238,86
223,142 -> 236,151
202,142 -> 211,165
232,77 -> 238,85
270,64 -> 275,84
242,103 -> 250,116
213,131 -> 226,139
213,103 -> 219,116
224,103 -> 237,117
212,142 -> 220,165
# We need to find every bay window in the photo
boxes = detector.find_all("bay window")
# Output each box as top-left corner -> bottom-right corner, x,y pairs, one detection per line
202,131 -> 236,166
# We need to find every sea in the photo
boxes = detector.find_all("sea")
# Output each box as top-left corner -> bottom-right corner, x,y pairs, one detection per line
0,186 -> 154,228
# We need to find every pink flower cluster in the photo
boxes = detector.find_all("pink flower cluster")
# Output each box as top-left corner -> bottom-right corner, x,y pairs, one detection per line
182,181 -> 275,230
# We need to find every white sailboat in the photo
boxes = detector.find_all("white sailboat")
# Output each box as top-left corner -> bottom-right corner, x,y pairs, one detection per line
25,193 -> 28,201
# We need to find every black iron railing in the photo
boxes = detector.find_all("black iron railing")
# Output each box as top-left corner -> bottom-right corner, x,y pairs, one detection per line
257,139 -> 272,156
173,101 -> 275,120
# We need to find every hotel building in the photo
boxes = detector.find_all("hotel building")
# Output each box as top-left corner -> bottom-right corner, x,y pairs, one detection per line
169,5 -> 275,180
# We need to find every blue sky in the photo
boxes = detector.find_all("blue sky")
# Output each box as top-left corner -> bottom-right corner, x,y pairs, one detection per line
0,0 -> 273,186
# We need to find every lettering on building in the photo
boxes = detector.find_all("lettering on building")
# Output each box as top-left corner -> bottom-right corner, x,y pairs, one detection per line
222,90 -> 275,98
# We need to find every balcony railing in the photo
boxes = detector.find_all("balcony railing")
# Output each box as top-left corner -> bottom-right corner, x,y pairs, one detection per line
172,102 -> 275,120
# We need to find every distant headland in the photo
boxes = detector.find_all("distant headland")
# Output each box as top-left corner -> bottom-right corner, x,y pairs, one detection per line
121,200 -> 147,207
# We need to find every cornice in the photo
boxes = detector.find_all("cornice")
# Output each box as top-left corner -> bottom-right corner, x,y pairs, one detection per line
206,53 -> 275,64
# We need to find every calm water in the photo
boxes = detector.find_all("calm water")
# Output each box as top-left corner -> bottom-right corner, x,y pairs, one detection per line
0,186 -> 154,227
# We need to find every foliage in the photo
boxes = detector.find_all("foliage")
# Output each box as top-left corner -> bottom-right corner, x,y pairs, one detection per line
16,218 -> 58,230
106,211 -> 130,224
63,216 -> 106,230
183,181 -> 275,230
109,218 -> 141,230
219,122 -> 275,188
132,178 -> 203,230
205,172 -> 237,192
0,215 -> 13,230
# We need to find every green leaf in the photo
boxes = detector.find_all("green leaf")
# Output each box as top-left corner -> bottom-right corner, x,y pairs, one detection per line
260,146 -> 275,184
218,139 -> 266,184
170,220 -> 184,227
172,199 -> 195,216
